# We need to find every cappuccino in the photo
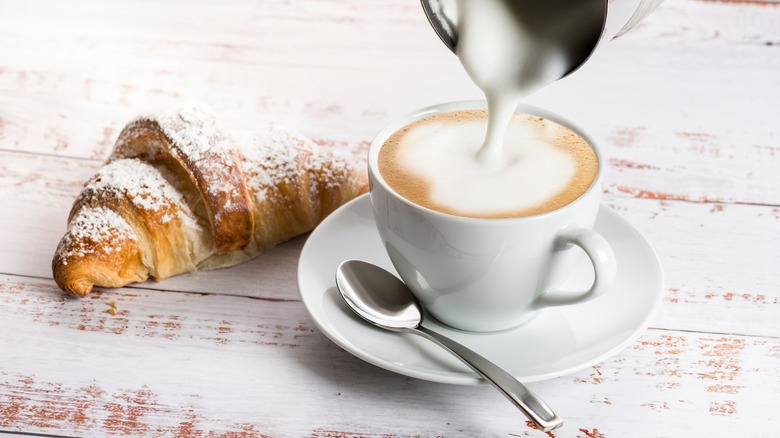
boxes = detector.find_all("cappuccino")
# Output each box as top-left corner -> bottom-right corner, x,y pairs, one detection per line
378,109 -> 597,219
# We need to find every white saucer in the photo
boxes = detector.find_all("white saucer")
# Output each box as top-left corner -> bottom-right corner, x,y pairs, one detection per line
297,194 -> 663,385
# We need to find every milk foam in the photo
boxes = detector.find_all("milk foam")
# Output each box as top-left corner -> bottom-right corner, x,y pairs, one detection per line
393,114 -> 577,216
379,0 -> 599,218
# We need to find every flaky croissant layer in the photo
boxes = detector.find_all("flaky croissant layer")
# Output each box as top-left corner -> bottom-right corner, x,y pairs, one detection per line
52,104 -> 368,296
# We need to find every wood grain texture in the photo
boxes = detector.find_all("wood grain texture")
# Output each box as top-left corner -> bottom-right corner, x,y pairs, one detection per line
1,274 -> 778,437
2,150 -> 777,338
1,0 -> 778,207
1,0 -> 779,436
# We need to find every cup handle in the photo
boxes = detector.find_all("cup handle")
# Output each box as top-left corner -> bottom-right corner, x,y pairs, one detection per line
532,227 -> 617,308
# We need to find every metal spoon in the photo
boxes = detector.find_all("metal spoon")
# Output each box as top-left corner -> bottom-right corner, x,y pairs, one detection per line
420,0 -> 607,78
335,259 -> 563,433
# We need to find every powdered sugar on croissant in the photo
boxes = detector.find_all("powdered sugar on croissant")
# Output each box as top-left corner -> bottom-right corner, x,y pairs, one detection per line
53,104 -> 368,296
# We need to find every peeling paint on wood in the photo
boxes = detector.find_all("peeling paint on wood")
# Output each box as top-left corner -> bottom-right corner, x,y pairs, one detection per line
578,429 -> 607,438
0,278 -> 315,349
1,0 -> 779,436
0,372 -> 271,437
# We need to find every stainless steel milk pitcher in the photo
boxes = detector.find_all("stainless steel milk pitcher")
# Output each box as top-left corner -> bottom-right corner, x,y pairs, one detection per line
421,0 -> 664,78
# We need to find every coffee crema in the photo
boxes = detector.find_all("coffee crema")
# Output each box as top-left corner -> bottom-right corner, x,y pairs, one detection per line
378,110 -> 598,219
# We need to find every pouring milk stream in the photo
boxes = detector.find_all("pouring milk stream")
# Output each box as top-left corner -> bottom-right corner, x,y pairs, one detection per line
456,0 -> 575,168
423,0 -> 663,170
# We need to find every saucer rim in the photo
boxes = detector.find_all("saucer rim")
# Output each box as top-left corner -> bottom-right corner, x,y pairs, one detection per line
297,194 -> 664,385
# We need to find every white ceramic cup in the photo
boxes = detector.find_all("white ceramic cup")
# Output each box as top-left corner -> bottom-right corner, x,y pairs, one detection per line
368,101 -> 617,332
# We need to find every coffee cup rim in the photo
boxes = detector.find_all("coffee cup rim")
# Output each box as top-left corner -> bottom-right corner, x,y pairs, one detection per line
368,100 -> 605,222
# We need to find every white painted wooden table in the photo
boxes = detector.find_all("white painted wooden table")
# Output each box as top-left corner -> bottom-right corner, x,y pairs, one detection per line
1,1 -> 778,436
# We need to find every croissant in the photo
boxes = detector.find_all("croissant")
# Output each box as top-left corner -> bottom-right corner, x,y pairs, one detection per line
52,105 -> 368,297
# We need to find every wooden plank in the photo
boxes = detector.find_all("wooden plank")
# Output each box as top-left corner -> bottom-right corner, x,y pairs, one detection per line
0,0 -> 454,160
2,150 -> 777,337
603,196 -> 780,338
0,274 -> 777,437
1,0 -> 779,206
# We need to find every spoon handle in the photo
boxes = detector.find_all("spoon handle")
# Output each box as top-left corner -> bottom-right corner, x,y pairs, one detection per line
413,325 -> 563,432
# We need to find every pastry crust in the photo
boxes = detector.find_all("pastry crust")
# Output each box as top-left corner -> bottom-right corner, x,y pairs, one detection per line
52,104 -> 368,296
111,107 -> 253,252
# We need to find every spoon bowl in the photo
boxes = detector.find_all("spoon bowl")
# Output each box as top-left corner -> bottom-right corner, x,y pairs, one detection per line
336,260 -> 421,330
336,259 -> 564,433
